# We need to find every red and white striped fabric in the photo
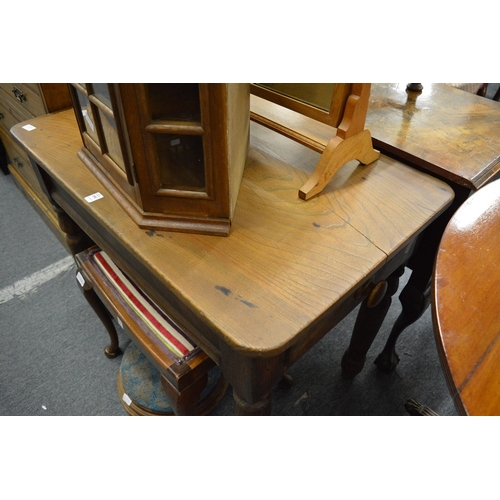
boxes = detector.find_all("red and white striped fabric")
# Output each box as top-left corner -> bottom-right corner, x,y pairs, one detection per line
91,250 -> 197,360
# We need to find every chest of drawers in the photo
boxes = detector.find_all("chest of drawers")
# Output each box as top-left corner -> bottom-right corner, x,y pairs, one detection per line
0,83 -> 72,246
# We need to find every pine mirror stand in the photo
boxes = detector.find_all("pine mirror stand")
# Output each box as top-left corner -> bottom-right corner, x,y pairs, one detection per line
250,83 -> 380,200
69,84 -> 250,236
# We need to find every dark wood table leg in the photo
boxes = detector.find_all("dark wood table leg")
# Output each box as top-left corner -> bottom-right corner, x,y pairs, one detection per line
341,267 -> 404,378
220,345 -> 285,415
233,391 -> 272,416
374,276 -> 431,371
277,373 -> 294,388
374,187 -> 470,372
52,204 -> 93,257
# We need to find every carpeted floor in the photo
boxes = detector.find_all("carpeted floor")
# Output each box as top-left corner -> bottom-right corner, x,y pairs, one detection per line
0,168 -> 459,416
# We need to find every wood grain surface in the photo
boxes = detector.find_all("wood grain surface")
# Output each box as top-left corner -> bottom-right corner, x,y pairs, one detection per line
367,83 -> 500,190
433,179 -> 500,415
11,109 -> 454,358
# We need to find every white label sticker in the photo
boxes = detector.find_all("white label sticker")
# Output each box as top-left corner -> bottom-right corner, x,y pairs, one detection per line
76,272 -> 85,287
117,317 -> 123,329
122,393 -> 132,406
22,124 -> 36,131
84,192 -> 103,203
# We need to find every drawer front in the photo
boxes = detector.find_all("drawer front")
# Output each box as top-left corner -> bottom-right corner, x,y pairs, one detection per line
0,88 -> 33,133
0,83 -> 46,118
0,126 -> 42,194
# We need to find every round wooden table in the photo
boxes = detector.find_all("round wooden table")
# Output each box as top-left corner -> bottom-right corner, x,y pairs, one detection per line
433,179 -> 500,415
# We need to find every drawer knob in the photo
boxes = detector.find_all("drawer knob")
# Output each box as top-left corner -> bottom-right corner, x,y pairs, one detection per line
12,86 -> 26,103
0,112 -> 4,119
13,157 -> 23,168
366,280 -> 388,308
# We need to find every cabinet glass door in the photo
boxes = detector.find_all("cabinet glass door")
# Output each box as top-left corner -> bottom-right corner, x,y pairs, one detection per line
70,83 -> 132,183
144,84 -> 207,193
152,133 -> 205,190
74,91 -> 100,145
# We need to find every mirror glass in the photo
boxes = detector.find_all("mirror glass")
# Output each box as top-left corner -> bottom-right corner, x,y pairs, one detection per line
256,83 -> 335,111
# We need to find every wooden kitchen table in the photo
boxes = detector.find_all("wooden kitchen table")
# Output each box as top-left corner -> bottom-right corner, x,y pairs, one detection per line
10,109 -> 453,415
361,83 -> 500,372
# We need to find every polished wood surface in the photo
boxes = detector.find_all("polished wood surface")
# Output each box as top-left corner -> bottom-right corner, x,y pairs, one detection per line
433,179 -> 500,415
360,83 -> 500,373
11,109 -> 453,414
252,83 -> 500,190
367,83 -> 500,190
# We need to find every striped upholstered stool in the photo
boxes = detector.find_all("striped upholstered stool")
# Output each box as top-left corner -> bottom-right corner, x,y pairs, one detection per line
75,246 -> 228,416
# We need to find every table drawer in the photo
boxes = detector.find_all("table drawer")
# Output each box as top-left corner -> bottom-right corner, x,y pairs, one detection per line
0,88 -> 33,133
0,83 -> 46,118
0,126 -> 41,192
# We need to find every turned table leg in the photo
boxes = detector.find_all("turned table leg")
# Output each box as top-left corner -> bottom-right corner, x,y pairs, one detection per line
233,391 -> 272,416
374,281 -> 431,371
277,373 -> 294,388
373,233 -> 436,372
220,344 -> 284,416
341,267 -> 404,378
52,203 -> 93,257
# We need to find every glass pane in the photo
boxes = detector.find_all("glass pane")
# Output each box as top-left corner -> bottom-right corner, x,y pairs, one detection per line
152,134 -> 205,190
92,83 -> 112,108
258,83 -> 335,111
98,108 -> 125,172
147,84 -> 201,122
76,91 -> 100,145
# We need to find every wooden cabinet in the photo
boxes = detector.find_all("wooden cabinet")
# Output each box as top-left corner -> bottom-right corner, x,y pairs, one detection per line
0,83 -> 72,244
69,84 -> 250,236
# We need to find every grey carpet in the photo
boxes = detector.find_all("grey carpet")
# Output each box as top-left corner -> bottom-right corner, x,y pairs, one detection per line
0,170 -> 458,416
